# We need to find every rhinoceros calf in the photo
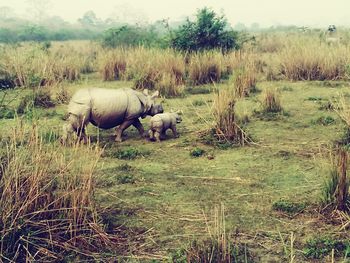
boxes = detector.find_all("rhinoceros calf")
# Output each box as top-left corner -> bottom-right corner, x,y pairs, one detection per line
148,112 -> 182,142
62,88 -> 163,143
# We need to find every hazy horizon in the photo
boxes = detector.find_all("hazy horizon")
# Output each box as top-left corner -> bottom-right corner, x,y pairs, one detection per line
1,0 -> 350,28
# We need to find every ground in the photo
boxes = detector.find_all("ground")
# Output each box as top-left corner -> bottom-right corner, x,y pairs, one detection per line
1,76 -> 349,262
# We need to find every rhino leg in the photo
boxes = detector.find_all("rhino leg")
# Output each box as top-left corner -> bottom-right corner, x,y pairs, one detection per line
115,120 -> 134,142
154,131 -> 161,142
148,129 -> 155,140
171,125 -> 178,138
160,130 -> 167,139
132,119 -> 146,137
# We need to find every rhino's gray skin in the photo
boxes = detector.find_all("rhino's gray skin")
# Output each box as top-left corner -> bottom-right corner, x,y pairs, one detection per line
62,88 -> 163,143
148,112 -> 182,142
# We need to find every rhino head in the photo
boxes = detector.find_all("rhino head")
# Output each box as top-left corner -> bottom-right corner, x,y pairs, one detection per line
141,89 -> 163,118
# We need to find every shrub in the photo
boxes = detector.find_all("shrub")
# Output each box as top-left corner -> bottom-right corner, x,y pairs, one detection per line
101,25 -> 160,48
170,8 -> 240,51
192,99 -> 206,106
107,147 -> 150,160
313,116 -> 335,126
304,237 -> 349,259
190,147 -> 205,157
117,174 -> 135,184
272,200 -> 306,214
0,107 -> 15,119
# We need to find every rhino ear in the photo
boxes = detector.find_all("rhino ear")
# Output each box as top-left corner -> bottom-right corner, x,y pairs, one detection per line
151,90 -> 159,99
143,89 -> 149,96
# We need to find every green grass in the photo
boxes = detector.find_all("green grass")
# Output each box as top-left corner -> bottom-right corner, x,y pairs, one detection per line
1,77 -> 349,261
304,236 -> 350,259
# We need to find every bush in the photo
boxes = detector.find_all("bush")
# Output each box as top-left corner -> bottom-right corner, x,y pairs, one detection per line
272,200 -> 306,214
107,147 -> 150,160
313,115 -> 335,126
304,237 -> 349,259
170,8 -> 240,51
190,147 -> 205,157
101,25 -> 161,48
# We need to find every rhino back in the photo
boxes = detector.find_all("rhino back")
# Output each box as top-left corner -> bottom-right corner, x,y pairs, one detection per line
90,88 -> 147,129
155,113 -> 174,129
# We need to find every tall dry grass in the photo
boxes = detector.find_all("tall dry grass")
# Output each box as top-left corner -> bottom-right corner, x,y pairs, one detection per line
99,47 -> 186,97
261,88 -> 283,113
278,40 -> 350,81
188,51 -> 224,85
212,88 -> 248,145
0,43 -> 92,88
0,124 -> 116,261
99,48 -> 128,81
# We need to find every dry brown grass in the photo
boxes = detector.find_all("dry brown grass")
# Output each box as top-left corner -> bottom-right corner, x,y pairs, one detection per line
261,88 -> 283,113
279,40 -> 350,81
0,124 -> 117,261
0,44 -> 85,87
98,47 -> 186,96
99,48 -> 128,81
212,88 -> 248,145
188,51 -> 223,85
232,65 -> 258,98
335,94 -> 350,127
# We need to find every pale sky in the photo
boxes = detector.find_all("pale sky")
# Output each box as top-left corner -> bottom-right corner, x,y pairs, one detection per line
1,0 -> 350,27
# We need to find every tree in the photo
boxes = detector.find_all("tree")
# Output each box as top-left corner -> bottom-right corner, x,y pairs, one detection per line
0,6 -> 16,20
26,0 -> 52,22
170,8 -> 239,51
78,11 -> 101,27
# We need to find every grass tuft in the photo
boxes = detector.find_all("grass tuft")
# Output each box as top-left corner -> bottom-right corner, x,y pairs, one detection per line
0,124 -> 117,262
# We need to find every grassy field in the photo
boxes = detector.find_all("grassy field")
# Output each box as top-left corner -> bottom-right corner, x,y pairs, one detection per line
1,37 -> 350,262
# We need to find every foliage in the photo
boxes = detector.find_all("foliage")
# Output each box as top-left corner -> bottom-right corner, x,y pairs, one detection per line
170,8 -> 240,51
106,147 -> 150,160
313,115 -> 335,126
101,25 -> 161,48
190,147 -> 205,157
272,199 -> 306,214
304,237 -> 349,259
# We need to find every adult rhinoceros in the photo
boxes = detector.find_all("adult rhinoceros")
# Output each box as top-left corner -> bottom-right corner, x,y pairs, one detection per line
61,88 -> 163,143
